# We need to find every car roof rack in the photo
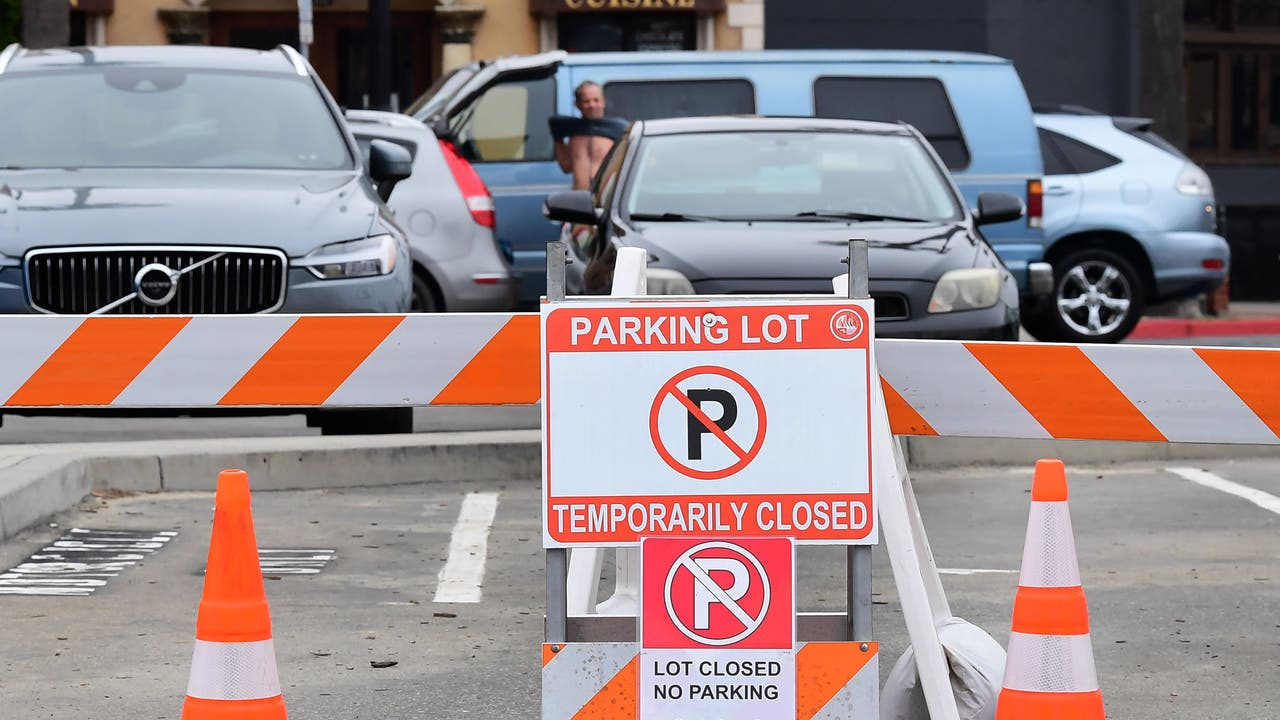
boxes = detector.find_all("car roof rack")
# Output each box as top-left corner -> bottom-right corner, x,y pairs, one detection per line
0,43 -> 22,75
276,43 -> 308,77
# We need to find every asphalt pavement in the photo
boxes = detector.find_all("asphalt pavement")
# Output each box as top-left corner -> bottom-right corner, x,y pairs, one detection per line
1,457 -> 1276,718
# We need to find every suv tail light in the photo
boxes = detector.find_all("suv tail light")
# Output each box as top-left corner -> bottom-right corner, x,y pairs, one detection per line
1026,179 -> 1043,229
439,140 -> 496,228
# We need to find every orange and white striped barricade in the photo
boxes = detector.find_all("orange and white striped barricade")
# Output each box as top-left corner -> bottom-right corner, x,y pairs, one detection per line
2,316 -> 1279,447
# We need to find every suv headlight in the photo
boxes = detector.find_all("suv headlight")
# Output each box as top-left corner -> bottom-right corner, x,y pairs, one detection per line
646,268 -> 695,295
928,268 -> 1001,313
0,253 -> 17,269
296,235 -> 398,279
1176,163 -> 1214,196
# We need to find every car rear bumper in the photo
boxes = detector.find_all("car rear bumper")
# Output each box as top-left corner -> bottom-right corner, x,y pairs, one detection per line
1140,230 -> 1230,301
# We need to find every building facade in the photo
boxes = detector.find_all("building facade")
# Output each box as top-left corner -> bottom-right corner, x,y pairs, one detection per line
766,0 -> 1280,302
59,0 -> 758,113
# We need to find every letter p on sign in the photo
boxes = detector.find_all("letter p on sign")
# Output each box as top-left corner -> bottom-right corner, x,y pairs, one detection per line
692,557 -> 749,629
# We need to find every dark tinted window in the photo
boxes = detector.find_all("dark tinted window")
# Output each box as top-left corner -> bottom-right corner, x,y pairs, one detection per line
1038,128 -> 1072,175
813,77 -> 970,169
603,79 -> 755,121
1039,128 -> 1120,174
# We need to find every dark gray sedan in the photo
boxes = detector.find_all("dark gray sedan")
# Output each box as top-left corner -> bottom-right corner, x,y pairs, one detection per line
545,116 -> 1029,340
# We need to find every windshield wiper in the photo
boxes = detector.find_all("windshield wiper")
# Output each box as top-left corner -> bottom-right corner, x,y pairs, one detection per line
629,212 -> 723,222
793,211 -> 929,223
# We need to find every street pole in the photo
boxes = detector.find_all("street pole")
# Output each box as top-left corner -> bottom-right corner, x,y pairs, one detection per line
297,0 -> 314,61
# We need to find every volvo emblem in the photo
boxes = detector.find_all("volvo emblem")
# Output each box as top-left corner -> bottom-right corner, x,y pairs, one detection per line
133,263 -> 182,307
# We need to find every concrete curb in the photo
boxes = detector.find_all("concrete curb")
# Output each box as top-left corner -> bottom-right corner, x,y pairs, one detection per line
3,430 -> 1279,542
0,431 -> 540,541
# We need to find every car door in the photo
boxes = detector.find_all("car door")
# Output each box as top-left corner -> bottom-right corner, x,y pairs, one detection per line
441,58 -> 567,306
1037,127 -> 1085,237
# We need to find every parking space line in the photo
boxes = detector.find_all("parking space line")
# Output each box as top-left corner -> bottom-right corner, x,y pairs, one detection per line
1166,467 -> 1280,516
434,492 -> 499,604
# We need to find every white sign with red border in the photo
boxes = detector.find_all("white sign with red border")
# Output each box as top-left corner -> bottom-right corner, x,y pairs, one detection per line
639,536 -> 796,719
541,298 -> 875,546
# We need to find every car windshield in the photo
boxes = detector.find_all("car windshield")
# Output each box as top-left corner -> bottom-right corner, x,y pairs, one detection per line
624,131 -> 963,222
0,67 -> 352,170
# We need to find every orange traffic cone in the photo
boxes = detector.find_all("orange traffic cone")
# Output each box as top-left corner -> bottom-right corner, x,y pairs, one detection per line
996,459 -> 1105,720
181,469 -> 287,719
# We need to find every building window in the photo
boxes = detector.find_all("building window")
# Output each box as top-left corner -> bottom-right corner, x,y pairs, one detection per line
1185,1 -> 1280,161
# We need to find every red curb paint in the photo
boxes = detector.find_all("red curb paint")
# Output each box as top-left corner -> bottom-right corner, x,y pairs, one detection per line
1129,317 -> 1280,339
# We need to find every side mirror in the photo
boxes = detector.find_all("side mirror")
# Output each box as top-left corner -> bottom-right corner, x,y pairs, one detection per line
973,191 -> 1025,226
543,190 -> 601,226
368,139 -> 413,202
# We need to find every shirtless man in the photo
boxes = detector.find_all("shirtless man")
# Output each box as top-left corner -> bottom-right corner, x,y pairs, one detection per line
554,81 -> 615,190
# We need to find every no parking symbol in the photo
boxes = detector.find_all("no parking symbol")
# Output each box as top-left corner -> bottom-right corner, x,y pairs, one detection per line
642,537 -> 794,650
649,366 -> 767,480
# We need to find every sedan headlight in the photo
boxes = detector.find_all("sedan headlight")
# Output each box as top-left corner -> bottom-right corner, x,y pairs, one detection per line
296,235 -> 398,279
646,267 -> 695,295
928,268 -> 1002,313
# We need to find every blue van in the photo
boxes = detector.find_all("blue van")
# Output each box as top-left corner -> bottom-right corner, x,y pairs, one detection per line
407,50 -> 1048,307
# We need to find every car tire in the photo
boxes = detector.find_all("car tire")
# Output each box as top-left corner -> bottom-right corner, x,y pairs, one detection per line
312,408 -> 414,436
1033,248 -> 1146,344
411,273 -> 440,313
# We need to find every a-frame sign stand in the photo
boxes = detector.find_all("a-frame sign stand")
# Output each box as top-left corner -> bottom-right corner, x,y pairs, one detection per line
541,239 -> 965,720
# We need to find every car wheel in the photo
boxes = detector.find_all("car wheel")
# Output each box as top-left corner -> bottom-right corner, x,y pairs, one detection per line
311,408 -> 414,435
411,273 -> 440,313
1037,248 -> 1145,343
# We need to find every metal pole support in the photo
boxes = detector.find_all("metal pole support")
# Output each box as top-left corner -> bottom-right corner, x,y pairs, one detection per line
546,240 -> 568,644
847,238 -> 872,641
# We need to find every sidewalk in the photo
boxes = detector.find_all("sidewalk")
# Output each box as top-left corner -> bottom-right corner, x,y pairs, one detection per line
1130,300 -> 1280,340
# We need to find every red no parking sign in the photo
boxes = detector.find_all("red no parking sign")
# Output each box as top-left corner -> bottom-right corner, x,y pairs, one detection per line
642,537 -> 793,650
640,536 -> 797,719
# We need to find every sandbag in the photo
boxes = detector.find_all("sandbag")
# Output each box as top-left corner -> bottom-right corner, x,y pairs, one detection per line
880,618 -> 1006,720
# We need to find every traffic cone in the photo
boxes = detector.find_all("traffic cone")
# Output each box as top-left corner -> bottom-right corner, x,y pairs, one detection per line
181,469 -> 287,719
995,459 -> 1105,720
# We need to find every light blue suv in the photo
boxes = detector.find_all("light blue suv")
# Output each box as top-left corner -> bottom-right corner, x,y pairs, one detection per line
408,50 -> 1051,309
1026,107 -> 1228,343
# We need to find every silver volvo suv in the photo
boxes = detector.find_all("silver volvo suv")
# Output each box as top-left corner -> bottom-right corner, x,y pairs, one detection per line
0,43 -> 413,316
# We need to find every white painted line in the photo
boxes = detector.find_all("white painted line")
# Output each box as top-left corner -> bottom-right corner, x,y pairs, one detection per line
434,492 -> 499,604
1167,467 -> 1280,516
937,568 -> 1018,576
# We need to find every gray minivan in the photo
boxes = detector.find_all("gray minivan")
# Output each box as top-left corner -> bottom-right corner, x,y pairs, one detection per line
407,49 -> 1050,307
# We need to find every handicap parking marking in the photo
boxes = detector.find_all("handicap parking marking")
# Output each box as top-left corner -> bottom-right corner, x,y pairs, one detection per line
0,528 -> 178,597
